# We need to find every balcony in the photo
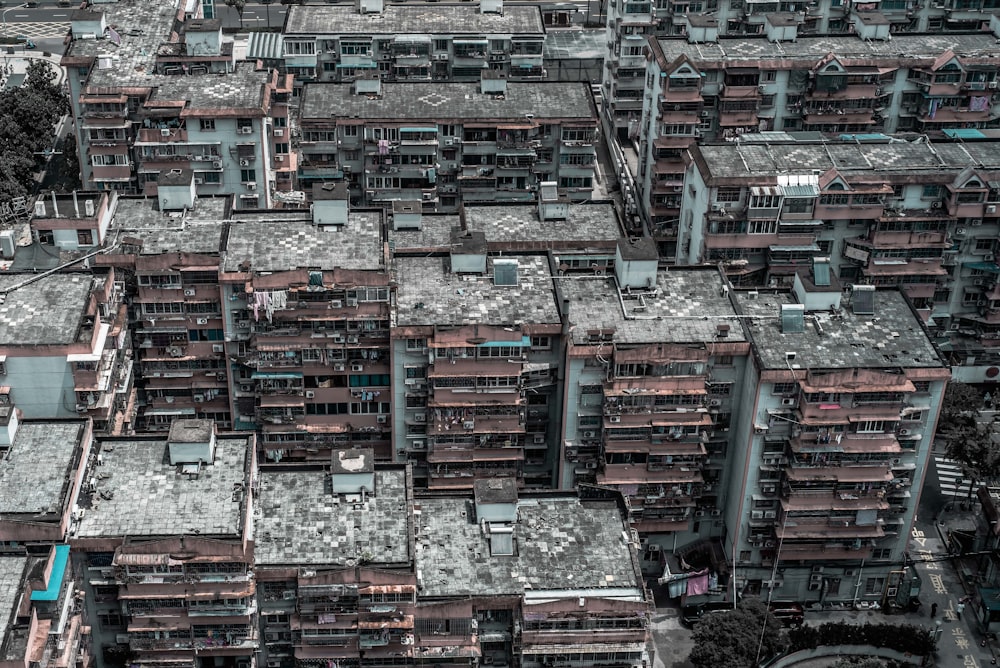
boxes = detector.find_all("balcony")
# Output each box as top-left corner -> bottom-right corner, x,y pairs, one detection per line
91,165 -> 133,182
136,128 -> 189,144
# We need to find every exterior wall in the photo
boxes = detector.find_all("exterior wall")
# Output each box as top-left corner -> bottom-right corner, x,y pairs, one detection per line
6,355 -> 76,419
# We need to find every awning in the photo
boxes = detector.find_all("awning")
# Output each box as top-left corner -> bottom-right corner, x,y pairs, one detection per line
251,372 -> 303,380
769,244 -> 821,252
453,38 -> 488,44
781,184 -> 820,198
966,261 -> 1000,274
259,395 -> 306,407
751,186 -> 781,196
145,407 -> 196,416
115,553 -> 169,566
31,545 -> 70,602
401,127 -> 438,132
779,219 -> 824,226
394,35 -> 431,43
246,32 -> 283,60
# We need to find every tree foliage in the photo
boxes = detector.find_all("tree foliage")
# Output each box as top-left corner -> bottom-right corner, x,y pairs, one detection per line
934,381 -> 1000,498
688,598 -> 784,668
0,61 -> 67,201
224,0 -> 246,13
788,622 -> 936,656
940,381 -> 983,429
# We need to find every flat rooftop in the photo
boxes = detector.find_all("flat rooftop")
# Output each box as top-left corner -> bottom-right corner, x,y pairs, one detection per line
285,4 -> 545,36
300,82 -> 595,122
656,33 -> 1000,65
544,28 -> 608,60
255,469 -> 410,567
464,203 -> 621,243
0,556 -> 27,654
388,215 -> 462,252
388,204 -> 621,252
224,214 -> 382,272
108,197 -> 226,255
692,139 -> 1000,180
65,0 -> 179,89
560,268 -> 748,345
0,274 -> 93,347
737,290 -> 945,370
415,495 -> 642,598
395,255 -> 560,326
75,436 -> 250,538
0,422 -> 86,517
148,63 -> 268,110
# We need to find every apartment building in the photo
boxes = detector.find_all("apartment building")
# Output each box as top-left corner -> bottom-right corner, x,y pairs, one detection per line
275,0 -> 546,90
254,450 -> 415,668
0,272 -> 132,433
0,418 -> 93,549
559,254 -> 752,571
639,34 -> 1000,251
97,187 -> 231,432
30,192 -> 113,252
63,3 -> 294,206
728,279 -> 947,603
674,136 -> 1000,384
297,76 -> 598,209
415,480 -> 651,668
222,186 -> 392,461
392,237 -> 563,489
0,546 -> 90,668
71,420 -> 257,668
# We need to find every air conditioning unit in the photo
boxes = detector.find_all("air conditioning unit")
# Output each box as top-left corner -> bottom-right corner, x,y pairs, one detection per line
710,509 -> 722,517
305,390 -> 315,398
991,80 -> 999,89
709,399 -> 722,407
275,156 -> 284,163
184,288 -> 196,296
986,254 -> 995,261
330,299 -> 343,308
274,128 -> 284,137
931,200 -> 943,209
246,182 -> 257,191
609,415 -> 621,423
333,335 -> 345,343
781,398 -> 796,407
898,429 -> 911,436
764,510 -> 777,519
212,344 -> 224,353
347,335 -> 359,343
213,160 -> 223,169
352,363 -> 364,372
695,510 -> 705,517
412,439 -> 426,450
334,363 -> 346,371
955,227 -> 967,236
196,317 -> 208,325
971,218 -> 984,226
237,320 -> 250,328
751,510 -> 764,520
347,298 -> 359,307
161,128 -> 171,137
240,159 -> 251,167
582,430 -> 597,439
445,138 -> 455,146
377,415 -> 387,424
239,126 -> 253,134
463,421 -> 475,430
988,205 -> 997,214
414,413 -> 426,422
194,177 -> 204,185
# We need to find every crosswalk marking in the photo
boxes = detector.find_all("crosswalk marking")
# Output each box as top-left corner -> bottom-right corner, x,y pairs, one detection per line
934,456 -> 975,498
1,23 -> 69,42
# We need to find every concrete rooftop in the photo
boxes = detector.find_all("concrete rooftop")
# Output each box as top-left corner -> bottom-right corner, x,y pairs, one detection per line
285,4 -> 545,36
0,422 -> 86,517
0,274 -> 93,347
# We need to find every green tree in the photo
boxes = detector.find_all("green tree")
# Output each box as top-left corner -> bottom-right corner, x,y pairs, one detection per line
946,420 -> 1000,502
688,598 -> 785,668
939,381 -> 983,430
832,659 -> 888,668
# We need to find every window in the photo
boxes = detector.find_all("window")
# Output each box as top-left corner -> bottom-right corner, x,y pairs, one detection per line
715,355 -> 733,366
748,219 -> 777,234
976,238 -> 995,252
864,577 -> 886,595
716,188 -> 741,203
274,142 -> 289,155
200,119 -> 215,131
406,338 -> 427,351
922,185 -> 941,198
240,169 -> 256,183
856,420 -> 886,433
531,335 -> 551,350
772,382 -> 795,394
77,230 -> 94,245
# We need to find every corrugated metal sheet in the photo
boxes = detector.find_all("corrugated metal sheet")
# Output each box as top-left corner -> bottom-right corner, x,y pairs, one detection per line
247,32 -> 284,61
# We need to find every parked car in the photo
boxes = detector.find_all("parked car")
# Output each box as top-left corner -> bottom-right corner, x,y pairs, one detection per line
768,602 -> 805,627
681,600 -> 734,626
